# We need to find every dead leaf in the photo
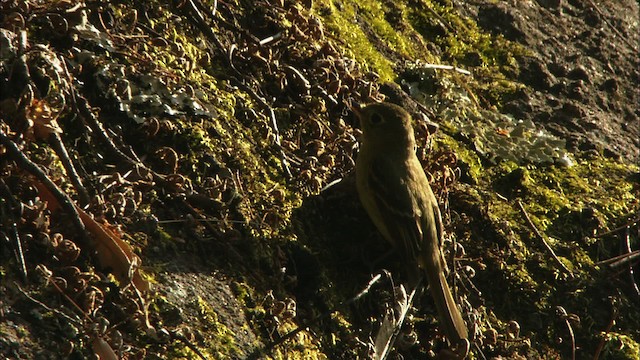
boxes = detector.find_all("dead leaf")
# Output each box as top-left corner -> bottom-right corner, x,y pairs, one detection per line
91,337 -> 118,360
77,207 -> 149,292
34,180 -> 150,292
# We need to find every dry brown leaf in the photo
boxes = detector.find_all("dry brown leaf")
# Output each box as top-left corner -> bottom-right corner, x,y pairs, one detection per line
34,181 -> 150,292
77,207 -> 150,292
91,337 -> 118,360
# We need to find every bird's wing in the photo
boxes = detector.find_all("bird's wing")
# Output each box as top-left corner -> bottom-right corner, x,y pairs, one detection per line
367,155 -> 424,262
368,155 -> 469,347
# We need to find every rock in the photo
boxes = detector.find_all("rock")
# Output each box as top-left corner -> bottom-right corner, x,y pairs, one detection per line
567,65 -> 590,82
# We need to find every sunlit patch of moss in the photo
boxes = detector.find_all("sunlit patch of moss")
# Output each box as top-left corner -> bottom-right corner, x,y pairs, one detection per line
448,147 -> 638,345
195,296 -> 242,357
350,0 -> 420,59
435,132 -> 483,184
570,247 -> 595,270
163,345 -> 206,359
405,0 -> 528,107
313,1 -> 396,82
407,0 -> 526,69
269,321 -> 326,360
230,281 -> 258,310
520,159 -> 636,236
600,332 -> 640,360
477,76 -> 524,108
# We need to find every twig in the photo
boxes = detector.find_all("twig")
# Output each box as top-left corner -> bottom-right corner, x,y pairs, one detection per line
75,94 -> 168,186
173,332 -> 208,360
259,32 -> 283,46
50,132 -> 90,206
419,63 -> 471,76
622,227 -> 640,298
423,4 -> 456,34
191,0 -> 217,18
0,129 -> 89,246
320,177 -> 343,192
127,278 -> 153,331
516,200 -> 573,276
195,0 -> 263,46
595,249 -> 640,268
15,282 -> 83,327
495,192 -> 509,201
0,183 -> 27,282
48,272 -> 93,322
592,298 -> 617,360
585,0 -> 637,51
57,56 -> 91,207
375,284 -> 417,360
7,219 -> 27,282
347,271 -> 387,305
592,216 -> 640,238
473,341 -> 488,360
556,306 -> 577,360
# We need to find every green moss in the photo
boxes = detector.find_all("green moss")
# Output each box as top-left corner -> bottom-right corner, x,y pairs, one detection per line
314,1 -> 396,82
153,226 -> 178,252
528,160 -> 636,231
350,0 -> 421,59
600,332 -> 640,360
407,0 -> 526,69
405,0 -> 528,107
196,296 -> 241,357
435,132 -> 483,184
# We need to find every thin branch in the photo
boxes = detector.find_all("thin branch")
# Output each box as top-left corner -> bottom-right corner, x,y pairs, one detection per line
53,53 -> 91,206
516,200 -> 573,276
173,332 -> 208,360
48,272 -> 93,322
0,182 -> 28,282
418,63 -> 471,76
50,132 -> 90,206
585,0 -> 637,51
0,129 -> 89,246
592,216 -> 640,238
423,4 -> 456,34
623,227 -> 640,298
8,219 -> 28,282
595,249 -> 640,268
556,306 -> 576,360
375,284 -> 418,360
15,282 -> 83,327
75,94 -> 168,186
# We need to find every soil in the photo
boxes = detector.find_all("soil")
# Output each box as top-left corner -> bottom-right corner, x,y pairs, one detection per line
461,0 -> 639,163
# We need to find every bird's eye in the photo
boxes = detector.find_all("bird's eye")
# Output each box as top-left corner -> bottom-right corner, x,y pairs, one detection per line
370,113 -> 383,125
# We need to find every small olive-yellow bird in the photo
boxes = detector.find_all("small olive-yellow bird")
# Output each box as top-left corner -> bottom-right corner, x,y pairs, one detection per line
354,102 -> 468,349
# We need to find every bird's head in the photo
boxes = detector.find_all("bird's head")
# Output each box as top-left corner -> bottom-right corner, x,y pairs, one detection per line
352,102 -> 416,150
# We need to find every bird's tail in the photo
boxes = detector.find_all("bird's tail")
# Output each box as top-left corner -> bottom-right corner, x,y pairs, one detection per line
424,266 -> 469,353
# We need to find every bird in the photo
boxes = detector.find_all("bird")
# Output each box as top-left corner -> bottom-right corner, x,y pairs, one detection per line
353,102 -> 469,354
